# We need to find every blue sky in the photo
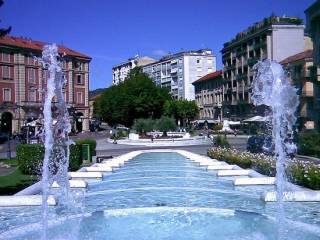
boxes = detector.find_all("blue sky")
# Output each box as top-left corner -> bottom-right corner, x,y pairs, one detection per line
1,0 -> 315,90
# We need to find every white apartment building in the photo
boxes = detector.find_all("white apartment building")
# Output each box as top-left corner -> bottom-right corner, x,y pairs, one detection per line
112,56 -> 156,85
142,49 -> 216,100
221,15 -> 307,119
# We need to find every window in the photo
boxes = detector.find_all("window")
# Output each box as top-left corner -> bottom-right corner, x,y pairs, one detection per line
77,74 -> 83,85
3,88 -> 11,102
29,89 -> 37,102
28,68 -> 36,83
2,53 -> 10,62
76,62 -> 83,71
196,59 -> 201,64
28,57 -> 35,65
207,59 -> 213,64
2,66 -> 10,79
77,92 -> 83,104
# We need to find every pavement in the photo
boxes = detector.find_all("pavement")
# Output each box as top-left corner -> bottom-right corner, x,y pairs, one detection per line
0,131 -> 318,164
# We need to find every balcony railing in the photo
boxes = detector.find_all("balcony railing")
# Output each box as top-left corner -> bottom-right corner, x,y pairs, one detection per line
301,90 -> 314,97
248,58 -> 258,66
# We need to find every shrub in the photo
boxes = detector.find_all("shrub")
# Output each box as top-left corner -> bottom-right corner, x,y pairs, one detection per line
75,138 -> 97,160
298,131 -> 320,158
17,144 -> 44,175
69,144 -> 82,171
155,116 -> 177,136
133,118 -> 155,135
288,160 -> 320,190
215,135 -> 230,148
207,147 -> 320,190
213,124 -> 223,131
17,143 -> 83,175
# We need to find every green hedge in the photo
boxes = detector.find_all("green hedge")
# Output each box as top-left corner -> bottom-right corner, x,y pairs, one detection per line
17,144 -> 83,175
17,144 -> 44,175
298,131 -> 320,158
75,138 -> 97,161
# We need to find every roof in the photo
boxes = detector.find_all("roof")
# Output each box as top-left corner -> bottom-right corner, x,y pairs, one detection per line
0,35 -> 91,60
280,50 -> 313,65
192,70 -> 222,85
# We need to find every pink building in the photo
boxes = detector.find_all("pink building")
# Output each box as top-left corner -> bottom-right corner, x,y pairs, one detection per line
0,35 -> 91,134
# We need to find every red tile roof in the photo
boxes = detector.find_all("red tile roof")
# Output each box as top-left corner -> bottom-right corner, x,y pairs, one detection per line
281,49 -> 313,65
0,35 -> 91,60
193,70 -> 222,84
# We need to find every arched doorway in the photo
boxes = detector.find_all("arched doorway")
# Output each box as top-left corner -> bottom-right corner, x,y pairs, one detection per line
76,112 -> 84,132
1,112 -> 13,134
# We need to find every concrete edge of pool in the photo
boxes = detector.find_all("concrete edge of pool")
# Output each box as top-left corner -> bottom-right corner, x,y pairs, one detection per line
0,149 -> 319,207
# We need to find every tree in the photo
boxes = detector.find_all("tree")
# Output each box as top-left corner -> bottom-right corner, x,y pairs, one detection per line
0,0 -> 11,37
96,70 -> 172,126
164,99 -> 199,127
132,118 -> 155,135
155,116 -> 176,136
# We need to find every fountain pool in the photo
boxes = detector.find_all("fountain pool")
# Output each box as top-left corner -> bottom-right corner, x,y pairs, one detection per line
0,151 -> 319,240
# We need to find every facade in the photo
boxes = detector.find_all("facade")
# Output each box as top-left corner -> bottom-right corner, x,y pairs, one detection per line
112,56 -> 156,85
0,35 -> 91,134
142,49 -> 216,100
221,16 -> 306,120
281,50 -> 320,130
192,71 -> 223,121
306,1 -> 320,66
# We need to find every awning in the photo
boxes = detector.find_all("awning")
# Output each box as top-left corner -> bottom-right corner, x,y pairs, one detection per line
243,116 -> 267,122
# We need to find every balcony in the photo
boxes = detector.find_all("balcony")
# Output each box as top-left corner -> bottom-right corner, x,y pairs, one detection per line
171,68 -> 178,74
253,41 -> 266,49
301,90 -> 314,97
248,58 -> 258,66
300,108 -> 314,118
236,74 -> 247,81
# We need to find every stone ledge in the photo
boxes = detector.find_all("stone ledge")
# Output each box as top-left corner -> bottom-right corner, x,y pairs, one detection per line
234,177 -> 276,186
217,169 -> 252,176
0,195 -> 56,207
68,172 -> 103,179
263,191 -> 320,202
51,180 -> 87,188
85,166 -> 113,172
207,165 -> 236,170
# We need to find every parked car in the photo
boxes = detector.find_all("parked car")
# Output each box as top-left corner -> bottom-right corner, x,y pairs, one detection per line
247,135 -> 273,155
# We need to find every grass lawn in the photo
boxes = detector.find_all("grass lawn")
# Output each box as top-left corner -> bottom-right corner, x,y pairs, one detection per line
0,167 -> 37,195
0,158 -> 18,166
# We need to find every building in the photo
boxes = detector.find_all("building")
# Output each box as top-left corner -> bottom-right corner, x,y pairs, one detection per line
281,50 -> 320,130
306,1 -> 320,66
142,49 -> 216,100
112,56 -> 156,85
221,15 -> 307,120
0,35 -> 91,134
192,70 -> 223,121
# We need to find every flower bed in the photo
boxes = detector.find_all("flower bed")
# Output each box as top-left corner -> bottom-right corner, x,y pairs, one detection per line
207,147 -> 320,190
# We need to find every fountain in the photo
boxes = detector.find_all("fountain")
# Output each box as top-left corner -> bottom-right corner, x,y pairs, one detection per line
40,44 -> 72,240
251,60 -> 299,239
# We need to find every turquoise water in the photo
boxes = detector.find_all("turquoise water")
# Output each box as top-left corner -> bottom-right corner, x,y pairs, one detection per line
0,152 -> 320,239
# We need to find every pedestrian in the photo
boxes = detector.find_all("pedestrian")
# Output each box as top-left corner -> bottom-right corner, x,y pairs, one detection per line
151,135 -> 154,143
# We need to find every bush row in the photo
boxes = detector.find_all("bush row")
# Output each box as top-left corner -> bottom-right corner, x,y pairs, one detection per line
17,139 -> 97,175
207,147 -> 320,190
